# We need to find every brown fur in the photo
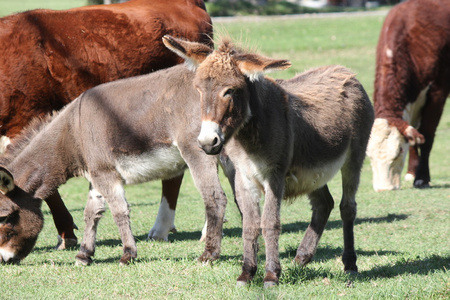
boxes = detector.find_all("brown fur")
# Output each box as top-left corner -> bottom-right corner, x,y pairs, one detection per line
371,0 -> 449,188
164,37 -> 374,287
0,64 -> 230,265
0,0 -> 213,247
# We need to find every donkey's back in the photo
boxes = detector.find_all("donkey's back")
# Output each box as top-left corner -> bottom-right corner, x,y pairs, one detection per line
280,66 -> 373,198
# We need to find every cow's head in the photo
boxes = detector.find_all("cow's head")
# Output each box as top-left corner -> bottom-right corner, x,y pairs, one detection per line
0,167 -> 43,264
366,118 -> 410,191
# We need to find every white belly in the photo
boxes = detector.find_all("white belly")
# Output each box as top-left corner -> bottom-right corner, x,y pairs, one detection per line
116,146 -> 186,184
285,151 -> 348,197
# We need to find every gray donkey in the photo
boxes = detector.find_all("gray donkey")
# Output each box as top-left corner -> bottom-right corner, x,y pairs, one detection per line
0,64 -> 230,265
163,35 -> 374,287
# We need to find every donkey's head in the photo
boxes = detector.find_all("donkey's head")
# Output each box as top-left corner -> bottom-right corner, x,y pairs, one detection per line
163,35 -> 291,155
0,167 -> 43,264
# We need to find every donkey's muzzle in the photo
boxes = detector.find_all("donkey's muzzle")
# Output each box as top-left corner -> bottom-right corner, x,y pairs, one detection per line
197,121 -> 224,155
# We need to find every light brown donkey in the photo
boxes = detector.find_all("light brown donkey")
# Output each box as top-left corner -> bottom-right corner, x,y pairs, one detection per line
0,64 -> 229,265
164,36 -> 374,287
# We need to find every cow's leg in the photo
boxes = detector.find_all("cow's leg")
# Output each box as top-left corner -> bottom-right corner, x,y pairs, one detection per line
414,84 -> 448,188
295,185 -> 334,267
147,175 -> 184,241
261,177 -> 283,288
405,145 -> 419,181
75,186 -> 106,266
45,191 -> 78,250
235,169 -> 261,286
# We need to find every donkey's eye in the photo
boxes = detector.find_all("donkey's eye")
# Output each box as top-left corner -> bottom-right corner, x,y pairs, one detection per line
0,216 -> 8,224
223,89 -> 234,97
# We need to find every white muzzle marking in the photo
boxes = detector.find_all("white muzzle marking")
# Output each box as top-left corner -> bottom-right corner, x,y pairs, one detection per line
0,248 -> 16,263
198,121 -> 223,146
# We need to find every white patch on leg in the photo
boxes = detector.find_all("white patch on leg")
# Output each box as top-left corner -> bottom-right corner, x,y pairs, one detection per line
385,48 -> 393,58
148,196 -> 175,241
200,219 -> 208,242
404,173 -> 415,182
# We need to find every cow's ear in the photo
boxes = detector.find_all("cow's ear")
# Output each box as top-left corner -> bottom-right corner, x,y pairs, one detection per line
234,53 -> 291,82
163,35 -> 212,70
0,167 -> 15,195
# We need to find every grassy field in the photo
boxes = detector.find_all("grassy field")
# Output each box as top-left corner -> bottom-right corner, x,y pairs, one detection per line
1,3 -> 449,299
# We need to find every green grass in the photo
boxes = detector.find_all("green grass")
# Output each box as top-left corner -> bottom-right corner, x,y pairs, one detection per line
0,4 -> 449,299
0,0 -> 87,16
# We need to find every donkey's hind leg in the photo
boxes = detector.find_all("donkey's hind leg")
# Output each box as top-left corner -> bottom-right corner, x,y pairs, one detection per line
295,185 -> 334,266
75,185 -> 106,266
339,158 -> 362,273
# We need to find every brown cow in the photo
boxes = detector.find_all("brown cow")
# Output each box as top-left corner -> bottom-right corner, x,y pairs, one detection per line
0,63 -> 229,265
163,36 -> 374,287
366,0 -> 449,191
0,0 -> 213,247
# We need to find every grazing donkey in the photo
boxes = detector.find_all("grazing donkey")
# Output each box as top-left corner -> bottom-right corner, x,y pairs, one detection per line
0,64 -> 228,265
0,0 -> 213,249
164,36 -> 374,287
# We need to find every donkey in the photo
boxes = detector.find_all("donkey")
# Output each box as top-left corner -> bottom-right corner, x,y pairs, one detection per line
0,64 -> 229,265
164,36 -> 374,287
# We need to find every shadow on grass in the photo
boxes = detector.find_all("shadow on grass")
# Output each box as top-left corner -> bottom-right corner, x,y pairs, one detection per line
35,213 -> 409,252
279,252 -> 450,284
282,213 -> 409,234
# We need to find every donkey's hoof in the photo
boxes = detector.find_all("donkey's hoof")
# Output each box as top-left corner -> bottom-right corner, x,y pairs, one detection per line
75,254 -> 92,266
119,253 -> 136,266
294,251 -> 313,266
55,236 -> 77,250
264,281 -> 278,289
197,250 -> 220,263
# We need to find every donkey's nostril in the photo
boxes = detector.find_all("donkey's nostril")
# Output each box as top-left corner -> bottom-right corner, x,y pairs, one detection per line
212,137 -> 219,146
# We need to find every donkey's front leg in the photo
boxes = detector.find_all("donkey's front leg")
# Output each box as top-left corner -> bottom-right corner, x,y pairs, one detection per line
186,153 -> 227,262
235,172 -> 262,286
261,179 -> 283,288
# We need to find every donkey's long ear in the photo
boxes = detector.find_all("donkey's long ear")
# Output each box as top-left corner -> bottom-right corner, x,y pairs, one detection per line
0,167 -> 15,195
163,35 -> 213,70
234,53 -> 291,82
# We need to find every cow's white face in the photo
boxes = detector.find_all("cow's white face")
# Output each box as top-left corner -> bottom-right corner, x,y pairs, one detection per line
366,118 -> 409,191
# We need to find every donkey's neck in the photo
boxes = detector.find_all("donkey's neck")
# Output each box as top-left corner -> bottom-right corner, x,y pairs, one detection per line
8,108 -> 80,200
237,78 -> 290,142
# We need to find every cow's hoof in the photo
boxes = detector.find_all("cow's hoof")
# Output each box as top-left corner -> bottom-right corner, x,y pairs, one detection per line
55,236 -> 77,250
414,179 -> 430,189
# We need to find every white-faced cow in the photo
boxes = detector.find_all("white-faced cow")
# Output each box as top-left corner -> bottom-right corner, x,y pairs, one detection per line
0,63 -> 230,265
366,0 -> 449,191
163,36 -> 374,287
0,0 -> 213,248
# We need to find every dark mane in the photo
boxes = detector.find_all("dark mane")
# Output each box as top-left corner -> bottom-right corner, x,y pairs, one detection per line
0,112 -> 58,166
